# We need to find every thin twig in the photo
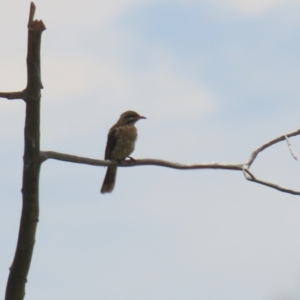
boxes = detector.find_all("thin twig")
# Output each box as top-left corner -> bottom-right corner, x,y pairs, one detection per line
285,135 -> 298,160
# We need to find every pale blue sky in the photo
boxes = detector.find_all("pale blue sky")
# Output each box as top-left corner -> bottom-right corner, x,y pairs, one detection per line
1,1 -> 300,299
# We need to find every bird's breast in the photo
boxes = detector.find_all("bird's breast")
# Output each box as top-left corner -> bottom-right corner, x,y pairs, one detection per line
110,125 -> 137,160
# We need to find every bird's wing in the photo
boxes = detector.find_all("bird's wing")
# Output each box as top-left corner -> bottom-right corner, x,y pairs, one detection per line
104,127 -> 117,160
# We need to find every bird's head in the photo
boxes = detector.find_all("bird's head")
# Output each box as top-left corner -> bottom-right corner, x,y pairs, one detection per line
119,111 -> 146,125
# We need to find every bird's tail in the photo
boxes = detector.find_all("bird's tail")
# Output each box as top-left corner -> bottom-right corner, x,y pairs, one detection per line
100,166 -> 117,193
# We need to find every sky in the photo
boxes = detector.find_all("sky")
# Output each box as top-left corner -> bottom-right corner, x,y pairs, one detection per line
1,0 -> 300,299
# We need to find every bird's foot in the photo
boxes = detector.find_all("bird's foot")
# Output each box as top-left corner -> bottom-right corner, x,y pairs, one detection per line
127,156 -> 136,162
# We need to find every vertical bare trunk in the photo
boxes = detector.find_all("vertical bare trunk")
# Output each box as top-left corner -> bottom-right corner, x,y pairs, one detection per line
4,3 -> 45,300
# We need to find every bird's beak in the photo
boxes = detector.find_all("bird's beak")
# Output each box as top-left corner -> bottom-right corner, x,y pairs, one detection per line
138,116 -> 146,120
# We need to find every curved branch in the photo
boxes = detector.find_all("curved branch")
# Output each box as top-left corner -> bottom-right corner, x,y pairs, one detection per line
246,128 -> 300,167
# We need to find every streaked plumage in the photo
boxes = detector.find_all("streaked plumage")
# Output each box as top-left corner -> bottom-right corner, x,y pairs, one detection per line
101,111 -> 146,194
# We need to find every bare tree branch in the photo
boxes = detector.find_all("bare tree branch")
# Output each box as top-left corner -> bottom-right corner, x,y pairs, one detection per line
40,151 -> 244,170
245,128 -> 300,167
242,168 -> 300,195
41,127 -> 300,196
0,91 -> 26,100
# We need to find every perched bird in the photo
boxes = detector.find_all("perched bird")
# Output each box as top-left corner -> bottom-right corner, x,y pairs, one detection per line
101,111 -> 146,194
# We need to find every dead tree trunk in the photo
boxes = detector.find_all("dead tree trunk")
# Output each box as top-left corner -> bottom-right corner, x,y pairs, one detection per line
0,3 -> 45,300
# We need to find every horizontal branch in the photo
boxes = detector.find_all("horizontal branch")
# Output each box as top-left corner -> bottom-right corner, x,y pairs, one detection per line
0,90 -> 26,100
40,151 -> 243,171
41,126 -> 300,196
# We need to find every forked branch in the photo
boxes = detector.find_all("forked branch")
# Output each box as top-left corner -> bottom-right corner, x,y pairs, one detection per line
245,128 -> 300,167
41,128 -> 300,196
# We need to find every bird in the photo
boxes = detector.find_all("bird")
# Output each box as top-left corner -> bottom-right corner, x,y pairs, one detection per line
100,110 -> 146,194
